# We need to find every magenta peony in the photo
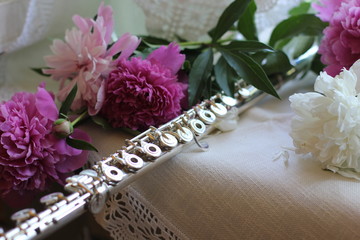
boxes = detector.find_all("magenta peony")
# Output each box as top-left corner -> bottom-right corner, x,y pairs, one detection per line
44,3 -> 140,115
0,85 -> 90,206
314,0 -> 360,76
100,43 -> 187,130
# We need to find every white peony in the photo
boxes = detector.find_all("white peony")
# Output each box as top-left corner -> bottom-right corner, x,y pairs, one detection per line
289,60 -> 360,179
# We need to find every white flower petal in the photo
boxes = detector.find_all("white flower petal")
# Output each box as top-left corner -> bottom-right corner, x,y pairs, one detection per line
289,60 -> 360,180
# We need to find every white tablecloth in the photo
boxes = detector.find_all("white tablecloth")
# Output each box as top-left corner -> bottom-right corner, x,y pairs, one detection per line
4,39 -> 360,240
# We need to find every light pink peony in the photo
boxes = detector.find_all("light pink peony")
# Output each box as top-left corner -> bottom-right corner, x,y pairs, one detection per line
315,0 -> 360,76
0,85 -> 90,207
44,3 -> 140,115
312,0 -> 342,22
100,43 -> 187,130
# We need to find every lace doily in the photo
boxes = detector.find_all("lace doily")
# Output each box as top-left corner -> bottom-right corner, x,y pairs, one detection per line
95,186 -> 188,240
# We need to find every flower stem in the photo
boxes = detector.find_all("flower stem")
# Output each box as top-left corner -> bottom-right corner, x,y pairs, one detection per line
71,111 -> 89,127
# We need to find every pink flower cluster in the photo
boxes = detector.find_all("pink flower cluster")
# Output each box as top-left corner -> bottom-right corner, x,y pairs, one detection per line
44,3 -> 140,115
0,85 -> 90,206
45,3 -> 187,130
101,43 -> 187,130
314,0 -> 360,76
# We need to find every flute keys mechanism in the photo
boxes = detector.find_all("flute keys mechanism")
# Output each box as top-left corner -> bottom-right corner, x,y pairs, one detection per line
11,208 -> 36,224
40,192 -> 64,206
221,95 -> 237,107
210,103 -> 227,117
89,182 -> 109,214
140,140 -> 162,158
189,119 -> 206,135
79,169 -> 98,178
197,109 -> 216,124
159,132 -> 178,148
176,126 -> 193,143
103,165 -> 125,182
121,151 -> 144,170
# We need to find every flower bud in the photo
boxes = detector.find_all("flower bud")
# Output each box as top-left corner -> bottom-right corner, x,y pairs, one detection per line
53,118 -> 74,138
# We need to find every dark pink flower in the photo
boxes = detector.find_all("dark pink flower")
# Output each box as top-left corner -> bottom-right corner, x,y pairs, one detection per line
316,0 -> 360,76
100,43 -> 187,130
44,3 -> 140,115
0,85 -> 90,206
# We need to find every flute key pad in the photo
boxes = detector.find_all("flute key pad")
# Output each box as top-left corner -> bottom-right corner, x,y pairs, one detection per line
198,109 -> 216,124
210,103 -> 227,117
123,152 -> 144,170
104,166 -> 125,182
11,209 -> 36,223
141,141 -> 162,158
177,127 -> 193,143
40,192 -> 64,206
160,132 -> 178,148
189,119 -> 206,135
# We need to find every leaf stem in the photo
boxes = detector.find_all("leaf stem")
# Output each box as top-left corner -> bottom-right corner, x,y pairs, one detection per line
71,111 -> 89,127
178,38 -> 233,47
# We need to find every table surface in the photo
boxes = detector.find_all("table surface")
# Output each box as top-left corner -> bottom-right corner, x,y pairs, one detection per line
2,40 -> 360,240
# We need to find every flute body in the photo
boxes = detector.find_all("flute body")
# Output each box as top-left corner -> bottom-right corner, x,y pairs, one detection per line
0,80 -> 273,240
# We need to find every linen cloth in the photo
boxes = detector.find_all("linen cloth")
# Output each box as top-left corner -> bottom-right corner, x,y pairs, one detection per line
90,76 -> 360,240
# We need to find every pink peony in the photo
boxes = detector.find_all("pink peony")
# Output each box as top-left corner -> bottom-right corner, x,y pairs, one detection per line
312,0 -> 342,22
44,3 -> 140,115
100,43 -> 187,130
0,85 -> 90,207
315,0 -> 360,76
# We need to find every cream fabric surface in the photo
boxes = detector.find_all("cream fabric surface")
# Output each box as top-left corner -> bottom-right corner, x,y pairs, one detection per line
91,76 -> 360,239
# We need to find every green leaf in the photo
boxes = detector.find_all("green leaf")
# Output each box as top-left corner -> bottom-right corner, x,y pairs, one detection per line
66,137 -> 98,152
269,14 -> 327,48
261,51 -> 293,76
188,49 -> 214,106
59,84 -> 77,117
214,57 -> 237,96
31,68 -> 51,77
220,49 -> 279,98
237,0 -> 258,40
310,53 -> 325,75
208,0 -> 251,42
288,2 -> 311,16
91,116 -> 111,129
139,35 -> 170,46
221,40 -> 273,52
289,35 -> 315,59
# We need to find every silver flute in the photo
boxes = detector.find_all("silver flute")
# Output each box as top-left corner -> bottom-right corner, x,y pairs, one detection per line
0,77 -> 284,240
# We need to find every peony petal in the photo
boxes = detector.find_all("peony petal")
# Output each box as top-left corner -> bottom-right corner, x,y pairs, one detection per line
147,42 -> 185,75
35,85 -> 58,121
55,129 -> 91,173
72,15 -> 92,33
97,2 -> 114,43
108,33 -> 141,59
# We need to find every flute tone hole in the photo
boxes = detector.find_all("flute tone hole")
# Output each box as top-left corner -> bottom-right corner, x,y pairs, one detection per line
131,157 -> 138,163
196,123 -> 202,128
149,146 -> 156,152
111,170 -> 118,175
